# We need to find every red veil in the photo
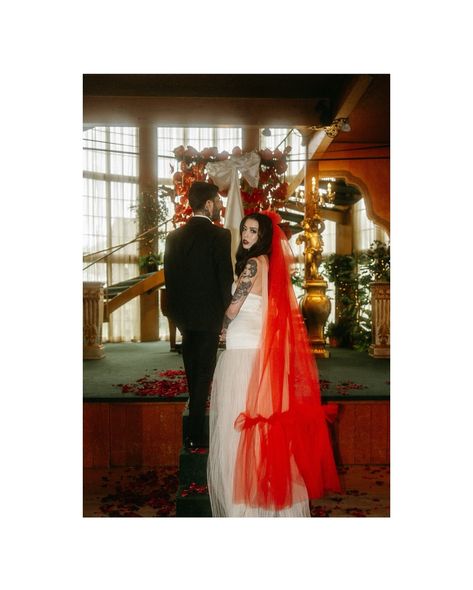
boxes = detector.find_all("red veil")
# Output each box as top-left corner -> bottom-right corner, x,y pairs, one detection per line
233,210 -> 341,510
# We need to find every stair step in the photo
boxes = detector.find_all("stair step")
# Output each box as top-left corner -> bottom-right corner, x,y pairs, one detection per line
176,486 -> 212,517
178,448 -> 208,486
177,407 -> 212,517
104,272 -> 159,297
182,408 -> 209,443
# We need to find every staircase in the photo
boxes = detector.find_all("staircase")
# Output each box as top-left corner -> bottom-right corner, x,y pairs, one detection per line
103,269 -> 165,320
176,408 -> 212,517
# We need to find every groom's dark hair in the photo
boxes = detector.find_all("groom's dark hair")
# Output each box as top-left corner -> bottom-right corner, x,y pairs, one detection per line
188,181 -> 219,212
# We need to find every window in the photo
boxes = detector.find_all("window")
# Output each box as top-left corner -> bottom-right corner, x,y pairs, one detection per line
157,127 -> 243,185
83,127 -> 140,342
353,197 -> 389,252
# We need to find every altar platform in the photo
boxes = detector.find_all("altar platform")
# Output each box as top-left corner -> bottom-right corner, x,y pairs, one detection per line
83,341 -> 390,402
84,342 -> 390,470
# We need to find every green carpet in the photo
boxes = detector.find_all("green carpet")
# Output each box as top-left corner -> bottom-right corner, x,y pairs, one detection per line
83,341 -> 389,401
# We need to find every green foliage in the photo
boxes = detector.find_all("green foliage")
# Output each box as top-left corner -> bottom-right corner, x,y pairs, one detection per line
290,266 -> 305,289
138,252 -> 163,271
321,240 -> 390,351
358,240 -> 390,282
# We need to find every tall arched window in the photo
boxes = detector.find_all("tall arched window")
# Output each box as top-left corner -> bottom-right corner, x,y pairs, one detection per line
353,197 -> 389,251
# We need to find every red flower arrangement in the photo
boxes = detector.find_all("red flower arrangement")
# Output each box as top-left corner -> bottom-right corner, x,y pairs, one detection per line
171,144 -> 292,225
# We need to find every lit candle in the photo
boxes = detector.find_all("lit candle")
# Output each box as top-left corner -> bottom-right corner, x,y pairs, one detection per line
327,182 -> 332,194
311,177 -> 316,194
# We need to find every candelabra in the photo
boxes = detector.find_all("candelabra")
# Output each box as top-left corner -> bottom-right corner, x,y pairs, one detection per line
296,177 -> 335,357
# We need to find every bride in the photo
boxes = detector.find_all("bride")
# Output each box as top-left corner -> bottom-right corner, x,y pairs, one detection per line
207,210 -> 340,517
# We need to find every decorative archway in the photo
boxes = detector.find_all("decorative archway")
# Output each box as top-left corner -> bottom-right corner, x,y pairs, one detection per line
319,167 -> 390,235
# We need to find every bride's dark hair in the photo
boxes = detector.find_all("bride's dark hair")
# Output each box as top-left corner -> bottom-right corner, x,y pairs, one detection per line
235,213 -> 273,277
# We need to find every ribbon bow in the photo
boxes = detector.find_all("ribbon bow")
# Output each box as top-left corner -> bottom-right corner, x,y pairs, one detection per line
207,152 -> 261,263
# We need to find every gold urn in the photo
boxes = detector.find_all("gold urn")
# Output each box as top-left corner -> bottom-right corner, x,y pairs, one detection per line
299,279 -> 331,358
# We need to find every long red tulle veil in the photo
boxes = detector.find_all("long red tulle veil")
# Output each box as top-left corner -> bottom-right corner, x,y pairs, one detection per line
233,210 -> 341,510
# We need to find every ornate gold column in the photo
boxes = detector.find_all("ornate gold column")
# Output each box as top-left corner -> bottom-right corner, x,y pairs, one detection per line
296,171 -> 334,358
83,281 -> 105,359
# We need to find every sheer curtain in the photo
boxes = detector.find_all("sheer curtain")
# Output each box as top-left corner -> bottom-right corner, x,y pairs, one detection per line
353,197 -> 389,251
83,126 -> 140,342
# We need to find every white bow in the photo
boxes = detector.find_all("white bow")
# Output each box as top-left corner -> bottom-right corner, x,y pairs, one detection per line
207,152 -> 261,267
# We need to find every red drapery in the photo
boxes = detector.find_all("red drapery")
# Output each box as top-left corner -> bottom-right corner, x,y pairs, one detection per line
233,211 -> 340,510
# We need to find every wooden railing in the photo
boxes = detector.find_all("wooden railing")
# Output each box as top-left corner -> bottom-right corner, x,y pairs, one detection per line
104,269 -> 165,320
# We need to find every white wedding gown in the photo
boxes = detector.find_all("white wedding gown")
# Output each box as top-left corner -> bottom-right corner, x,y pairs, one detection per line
207,272 -> 310,517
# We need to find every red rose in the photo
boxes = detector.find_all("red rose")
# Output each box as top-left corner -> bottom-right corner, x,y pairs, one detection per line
173,171 -> 183,184
259,169 -> 270,184
184,146 -> 199,159
276,160 -> 288,174
216,150 -> 230,160
273,148 -> 283,160
283,145 -> 292,155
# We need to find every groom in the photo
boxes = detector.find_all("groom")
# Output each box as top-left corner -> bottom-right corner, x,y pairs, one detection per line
164,181 -> 234,449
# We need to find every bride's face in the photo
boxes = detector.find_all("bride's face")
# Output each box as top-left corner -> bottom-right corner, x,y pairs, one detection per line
241,219 -> 259,250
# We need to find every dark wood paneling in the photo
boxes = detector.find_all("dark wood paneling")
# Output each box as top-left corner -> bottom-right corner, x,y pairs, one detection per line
109,404 -> 144,466
83,400 -> 389,468
83,403 -> 110,468
84,401 -> 187,468
336,403 -> 356,464
333,401 -> 390,465
354,404 -> 372,464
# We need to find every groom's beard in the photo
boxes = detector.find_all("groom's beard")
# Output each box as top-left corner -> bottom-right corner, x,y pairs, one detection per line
204,204 -> 221,222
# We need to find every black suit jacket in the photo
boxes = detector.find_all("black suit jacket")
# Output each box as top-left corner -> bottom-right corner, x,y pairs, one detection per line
164,217 -> 234,332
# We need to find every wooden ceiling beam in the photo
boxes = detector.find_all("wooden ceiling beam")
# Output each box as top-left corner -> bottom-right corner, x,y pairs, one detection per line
285,75 -> 375,196
83,96 -> 327,128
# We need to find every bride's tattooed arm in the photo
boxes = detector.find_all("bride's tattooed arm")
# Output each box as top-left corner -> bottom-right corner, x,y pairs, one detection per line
232,259 -> 257,302
220,258 -> 259,338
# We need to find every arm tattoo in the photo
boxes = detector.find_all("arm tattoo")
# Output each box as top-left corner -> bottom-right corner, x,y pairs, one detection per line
231,259 -> 257,303
222,314 -> 232,330
241,258 -> 257,280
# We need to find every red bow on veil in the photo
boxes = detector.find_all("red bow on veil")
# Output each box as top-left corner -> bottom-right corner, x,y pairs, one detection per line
233,210 -> 340,510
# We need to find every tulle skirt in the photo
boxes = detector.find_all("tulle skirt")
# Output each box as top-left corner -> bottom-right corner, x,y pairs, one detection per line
207,347 -> 310,517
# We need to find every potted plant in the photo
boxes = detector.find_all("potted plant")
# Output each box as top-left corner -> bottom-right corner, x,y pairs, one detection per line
321,253 -> 374,351
359,240 -> 390,282
138,252 -> 163,273
325,320 -> 350,347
